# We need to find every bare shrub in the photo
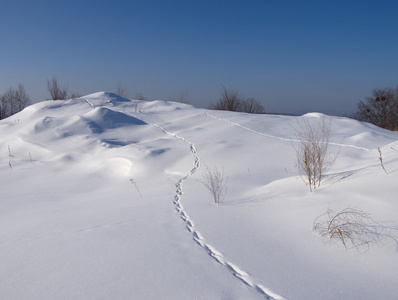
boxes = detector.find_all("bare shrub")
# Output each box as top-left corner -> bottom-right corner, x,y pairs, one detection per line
293,116 -> 338,192
211,86 -> 265,113
171,91 -> 191,104
211,86 -> 243,111
135,93 -> 148,101
313,207 -> 382,251
47,76 -> 68,100
116,81 -> 128,98
200,165 -> 227,205
240,97 -> 265,114
70,92 -> 81,99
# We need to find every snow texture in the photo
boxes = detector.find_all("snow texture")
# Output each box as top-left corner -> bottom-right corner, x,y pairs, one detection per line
1,91 -> 398,299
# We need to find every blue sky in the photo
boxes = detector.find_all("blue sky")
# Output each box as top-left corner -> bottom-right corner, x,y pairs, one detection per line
1,0 -> 398,115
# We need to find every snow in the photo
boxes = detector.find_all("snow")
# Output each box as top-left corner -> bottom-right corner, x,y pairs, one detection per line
1,91 -> 397,299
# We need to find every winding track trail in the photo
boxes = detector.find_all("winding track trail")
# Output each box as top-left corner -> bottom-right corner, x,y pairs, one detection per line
205,112 -> 373,152
129,111 -> 285,300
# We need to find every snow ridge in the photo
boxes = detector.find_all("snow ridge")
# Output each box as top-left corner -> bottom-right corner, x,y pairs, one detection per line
205,111 -> 372,152
129,112 -> 285,300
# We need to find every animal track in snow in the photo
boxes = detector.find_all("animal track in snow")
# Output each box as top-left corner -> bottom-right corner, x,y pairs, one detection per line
129,111 -> 285,300
205,111 -> 372,152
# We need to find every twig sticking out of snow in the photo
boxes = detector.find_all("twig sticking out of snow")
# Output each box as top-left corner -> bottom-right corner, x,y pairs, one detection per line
8,145 -> 13,170
378,147 -> 388,175
130,178 -> 142,198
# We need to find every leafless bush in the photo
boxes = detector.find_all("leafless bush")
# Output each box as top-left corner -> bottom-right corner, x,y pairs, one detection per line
135,93 -> 148,101
116,81 -> 128,98
70,92 -> 81,99
212,86 -> 242,111
200,165 -> 227,205
240,97 -> 265,114
293,116 -> 338,192
47,76 -> 68,100
171,91 -> 191,104
313,207 -> 382,251
211,86 -> 265,113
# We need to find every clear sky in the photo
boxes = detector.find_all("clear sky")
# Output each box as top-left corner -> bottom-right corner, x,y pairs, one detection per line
1,0 -> 398,115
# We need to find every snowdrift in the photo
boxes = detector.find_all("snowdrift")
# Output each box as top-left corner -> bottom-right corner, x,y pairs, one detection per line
1,92 -> 397,300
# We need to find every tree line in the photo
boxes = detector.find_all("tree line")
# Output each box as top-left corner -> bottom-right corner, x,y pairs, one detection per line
210,85 -> 398,130
0,84 -> 30,119
0,77 -> 75,120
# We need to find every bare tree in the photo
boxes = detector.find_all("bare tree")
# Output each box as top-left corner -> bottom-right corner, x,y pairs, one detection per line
1,88 -> 15,117
240,97 -> 265,114
0,101 -> 3,119
352,87 -> 398,130
293,116 -> 338,192
0,84 -> 30,119
15,84 -> 30,112
0,91 -> 11,119
116,81 -> 128,98
47,76 -> 68,100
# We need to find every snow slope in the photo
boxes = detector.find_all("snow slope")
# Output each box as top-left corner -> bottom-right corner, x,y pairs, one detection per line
1,92 -> 397,299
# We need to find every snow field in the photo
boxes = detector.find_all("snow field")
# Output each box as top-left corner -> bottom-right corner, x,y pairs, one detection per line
1,92 -> 397,299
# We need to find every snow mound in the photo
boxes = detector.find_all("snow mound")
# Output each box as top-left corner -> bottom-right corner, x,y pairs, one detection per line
1,92 -> 398,300
83,91 -> 131,103
301,112 -> 327,118
84,107 -> 146,130
96,157 -> 133,176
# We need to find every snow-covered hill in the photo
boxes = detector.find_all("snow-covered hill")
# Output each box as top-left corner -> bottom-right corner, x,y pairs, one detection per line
1,92 -> 397,299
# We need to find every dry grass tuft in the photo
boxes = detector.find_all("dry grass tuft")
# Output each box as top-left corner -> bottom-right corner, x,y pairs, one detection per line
313,207 -> 382,252
200,165 -> 227,205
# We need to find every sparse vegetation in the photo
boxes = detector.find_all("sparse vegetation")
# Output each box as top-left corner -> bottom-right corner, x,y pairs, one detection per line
211,86 -> 265,114
313,207 -> 382,252
70,92 -> 81,99
170,91 -> 191,104
135,93 -> 147,101
8,145 -> 13,170
378,147 -> 388,174
47,76 -> 68,100
200,165 -> 227,205
116,81 -> 128,98
240,97 -> 265,114
293,116 -> 338,192
130,178 -> 142,198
